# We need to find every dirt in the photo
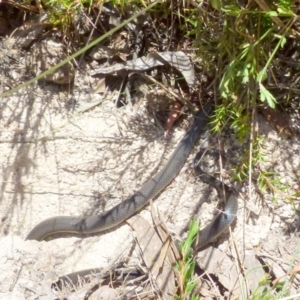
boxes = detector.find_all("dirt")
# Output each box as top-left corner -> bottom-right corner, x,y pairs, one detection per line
0,29 -> 300,300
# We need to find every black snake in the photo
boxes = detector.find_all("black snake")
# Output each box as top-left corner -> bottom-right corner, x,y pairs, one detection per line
26,105 -> 238,250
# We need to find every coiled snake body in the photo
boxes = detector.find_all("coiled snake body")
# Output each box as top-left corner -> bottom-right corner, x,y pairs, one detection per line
26,106 -> 238,250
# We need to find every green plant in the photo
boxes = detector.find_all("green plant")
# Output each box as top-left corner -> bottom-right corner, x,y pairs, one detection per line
257,168 -> 289,199
175,220 -> 201,300
168,0 -> 295,207
230,134 -> 289,199
218,0 -> 295,108
211,102 -> 251,142
201,0 -> 297,201
246,274 -> 292,300
42,0 -> 93,29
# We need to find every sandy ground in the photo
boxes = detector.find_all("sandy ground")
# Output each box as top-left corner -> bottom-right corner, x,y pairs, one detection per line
1,40 -> 300,299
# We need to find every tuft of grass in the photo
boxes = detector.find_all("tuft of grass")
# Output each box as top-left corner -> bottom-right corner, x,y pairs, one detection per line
175,220 -> 201,300
41,0 -> 93,31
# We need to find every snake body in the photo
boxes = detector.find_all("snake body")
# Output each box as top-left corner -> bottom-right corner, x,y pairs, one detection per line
193,149 -> 238,249
26,106 -> 238,249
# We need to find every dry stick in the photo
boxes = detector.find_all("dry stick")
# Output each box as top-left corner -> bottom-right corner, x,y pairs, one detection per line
212,70 -> 245,297
243,105 -> 258,297
249,106 -> 258,226
204,271 -> 221,298
238,108 -> 254,298
230,226 -> 248,298
230,106 -> 258,299
211,74 -> 245,297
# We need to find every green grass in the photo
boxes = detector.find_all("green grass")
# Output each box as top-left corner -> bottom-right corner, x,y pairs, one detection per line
175,220 -> 201,300
193,0 -> 296,197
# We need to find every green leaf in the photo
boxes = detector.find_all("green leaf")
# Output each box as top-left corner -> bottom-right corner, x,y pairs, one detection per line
266,11 -> 278,17
273,34 -> 287,48
222,5 -> 241,16
278,7 -> 295,17
259,83 -> 277,108
280,36 -> 287,48
209,0 -> 221,11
